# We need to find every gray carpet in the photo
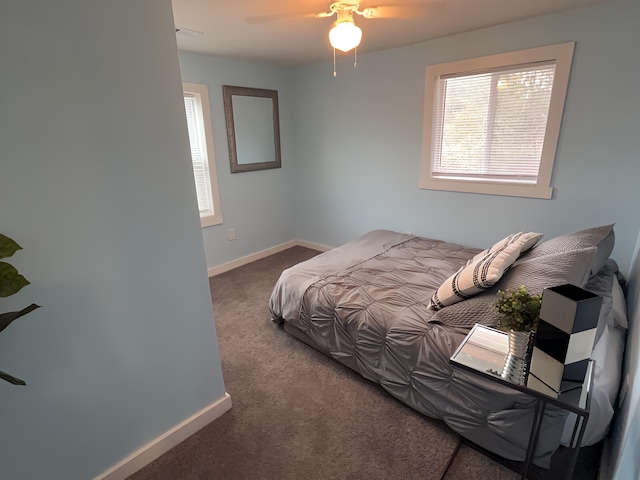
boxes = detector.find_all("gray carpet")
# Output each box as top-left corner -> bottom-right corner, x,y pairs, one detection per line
128,246 -> 519,480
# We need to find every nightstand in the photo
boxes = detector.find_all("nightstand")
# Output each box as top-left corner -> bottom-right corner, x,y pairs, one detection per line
450,323 -> 594,480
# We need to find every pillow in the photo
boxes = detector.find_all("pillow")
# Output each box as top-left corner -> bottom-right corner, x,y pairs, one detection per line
591,229 -> 615,276
583,260 -> 616,343
518,224 -> 615,276
508,246 -> 597,290
430,247 -> 598,328
429,232 -> 543,311
611,278 -> 628,329
468,231 -> 543,264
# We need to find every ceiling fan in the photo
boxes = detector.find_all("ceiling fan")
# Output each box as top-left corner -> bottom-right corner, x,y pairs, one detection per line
247,2 -> 442,54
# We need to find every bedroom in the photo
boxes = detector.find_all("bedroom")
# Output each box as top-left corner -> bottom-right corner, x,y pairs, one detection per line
0,0 -> 638,479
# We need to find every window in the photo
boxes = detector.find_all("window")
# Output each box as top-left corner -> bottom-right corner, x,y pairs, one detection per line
419,43 -> 574,199
183,82 -> 223,227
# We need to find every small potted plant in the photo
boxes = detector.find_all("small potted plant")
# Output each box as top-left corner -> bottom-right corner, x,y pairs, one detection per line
1,233 -> 40,385
494,285 -> 541,361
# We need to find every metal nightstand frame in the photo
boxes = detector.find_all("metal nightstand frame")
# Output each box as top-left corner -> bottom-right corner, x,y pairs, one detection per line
450,324 -> 594,480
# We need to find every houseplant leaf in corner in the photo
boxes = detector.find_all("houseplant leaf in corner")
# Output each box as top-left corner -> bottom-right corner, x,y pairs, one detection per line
0,233 -> 30,297
0,233 -> 23,259
0,370 -> 27,386
0,304 -> 41,333
0,233 -> 40,385
0,261 -> 30,297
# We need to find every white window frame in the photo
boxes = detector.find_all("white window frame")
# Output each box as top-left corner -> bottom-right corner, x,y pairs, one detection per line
419,42 -> 575,199
183,82 -> 223,227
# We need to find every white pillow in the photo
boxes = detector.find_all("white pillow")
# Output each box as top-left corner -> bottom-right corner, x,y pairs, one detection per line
612,279 -> 628,329
430,232 -> 543,311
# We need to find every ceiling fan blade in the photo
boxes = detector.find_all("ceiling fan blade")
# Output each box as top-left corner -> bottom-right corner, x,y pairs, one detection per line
246,11 -> 332,25
361,1 -> 444,19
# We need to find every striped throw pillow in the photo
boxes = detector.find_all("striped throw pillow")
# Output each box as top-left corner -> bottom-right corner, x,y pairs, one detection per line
429,232 -> 543,311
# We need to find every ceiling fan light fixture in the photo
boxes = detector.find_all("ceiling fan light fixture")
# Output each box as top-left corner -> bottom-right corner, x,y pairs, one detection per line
329,20 -> 362,52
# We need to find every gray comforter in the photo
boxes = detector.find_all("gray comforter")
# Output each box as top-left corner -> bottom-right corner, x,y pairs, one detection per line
269,230 -> 573,467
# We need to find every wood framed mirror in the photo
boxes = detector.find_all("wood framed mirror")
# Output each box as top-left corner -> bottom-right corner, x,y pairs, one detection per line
223,85 -> 281,173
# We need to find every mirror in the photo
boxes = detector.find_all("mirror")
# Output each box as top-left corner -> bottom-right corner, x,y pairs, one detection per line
223,85 -> 282,173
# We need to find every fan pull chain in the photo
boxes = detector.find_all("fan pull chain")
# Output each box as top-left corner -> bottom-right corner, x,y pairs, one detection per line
354,48 -> 357,69
333,48 -> 337,77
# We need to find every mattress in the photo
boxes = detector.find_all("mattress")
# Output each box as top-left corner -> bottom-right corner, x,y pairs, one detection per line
269,228 -> 626,468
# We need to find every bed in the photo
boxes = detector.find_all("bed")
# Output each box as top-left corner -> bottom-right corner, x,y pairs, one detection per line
269,225 -> 627,468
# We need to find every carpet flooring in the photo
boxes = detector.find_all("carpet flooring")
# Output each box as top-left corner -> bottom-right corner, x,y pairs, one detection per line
126,246 -> 585,480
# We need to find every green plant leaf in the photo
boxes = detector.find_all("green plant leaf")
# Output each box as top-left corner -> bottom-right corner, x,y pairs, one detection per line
0,262 -> 30,297
0,304 -> 40,333
0,370 -> 27,385
0,234 -> 22,260
494,286 -> 541,332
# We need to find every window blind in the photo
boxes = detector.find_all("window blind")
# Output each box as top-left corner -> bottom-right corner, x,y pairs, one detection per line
184,94 -> 213,215
432,61 -> 556,184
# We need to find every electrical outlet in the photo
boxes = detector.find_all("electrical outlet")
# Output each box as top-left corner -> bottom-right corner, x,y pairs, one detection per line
228,228 -> 236,241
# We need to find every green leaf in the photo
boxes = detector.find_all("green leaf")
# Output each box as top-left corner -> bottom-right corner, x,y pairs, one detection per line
0,370 -> 27,385
0,234 -> 23,260
0,262 -> 30,297
0,304 -> 40,333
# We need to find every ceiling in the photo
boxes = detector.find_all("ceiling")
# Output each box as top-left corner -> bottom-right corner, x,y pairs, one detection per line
171,0 -> 607,66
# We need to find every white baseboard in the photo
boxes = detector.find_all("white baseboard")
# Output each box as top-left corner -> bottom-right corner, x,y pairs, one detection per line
295,239 -> 332,253
208,239 -> 331,277
94,393 -> 232,480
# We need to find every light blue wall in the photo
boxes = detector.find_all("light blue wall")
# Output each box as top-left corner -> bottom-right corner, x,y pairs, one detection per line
178,52 -> 296,270
289,0 -> 640,278
0,2 -> 226,479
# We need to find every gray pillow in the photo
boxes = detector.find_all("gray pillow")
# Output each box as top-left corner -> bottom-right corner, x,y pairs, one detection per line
430,247 -> 597,329
590,229 -> 615,276
516,224 -> 614,277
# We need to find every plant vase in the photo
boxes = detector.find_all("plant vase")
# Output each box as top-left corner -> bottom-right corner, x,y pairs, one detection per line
508,329 -> 533,358
501,330 -> 534,384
